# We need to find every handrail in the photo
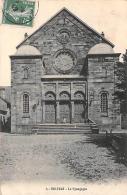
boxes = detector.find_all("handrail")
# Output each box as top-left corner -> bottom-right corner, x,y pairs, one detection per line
88,118 -> 96,125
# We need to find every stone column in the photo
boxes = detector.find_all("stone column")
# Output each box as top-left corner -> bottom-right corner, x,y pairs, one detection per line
56,81 -> 60,123
42,101 -> 45,123
56,101 -> 60,123
37,102 -> 42,123
84,101 -> 88,122
71,101 -> 74,123
70,82 -> 74,123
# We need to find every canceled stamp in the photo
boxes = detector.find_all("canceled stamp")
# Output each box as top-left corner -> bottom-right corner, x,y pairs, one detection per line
2,0 -> 36,26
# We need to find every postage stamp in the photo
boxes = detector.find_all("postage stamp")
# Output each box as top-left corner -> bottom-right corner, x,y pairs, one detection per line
2,0 -> 35,26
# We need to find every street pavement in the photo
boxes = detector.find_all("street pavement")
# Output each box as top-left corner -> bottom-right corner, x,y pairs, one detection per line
0,133 -> 127,183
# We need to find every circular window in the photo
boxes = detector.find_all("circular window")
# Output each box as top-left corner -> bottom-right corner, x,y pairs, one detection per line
53,49 -> 76,74
56,29 -> 70,44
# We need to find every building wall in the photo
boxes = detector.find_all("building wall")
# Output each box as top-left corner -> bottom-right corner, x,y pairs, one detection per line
11,57 -> 42,133
0,98 -> 10,132
0,87 -> 11,103
88,55 -> 120,130
23,10 -> 105,76
10,10 -> 120,133
0,98 -> 7,132
41,79 -> 87,124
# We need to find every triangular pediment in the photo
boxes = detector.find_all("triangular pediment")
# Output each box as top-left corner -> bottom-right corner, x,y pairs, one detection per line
17,8 -> 114,48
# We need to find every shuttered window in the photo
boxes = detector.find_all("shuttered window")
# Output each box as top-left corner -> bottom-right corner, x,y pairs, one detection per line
101,92 -> 108,113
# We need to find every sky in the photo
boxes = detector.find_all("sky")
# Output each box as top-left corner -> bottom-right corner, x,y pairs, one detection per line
0,0 -> 127,86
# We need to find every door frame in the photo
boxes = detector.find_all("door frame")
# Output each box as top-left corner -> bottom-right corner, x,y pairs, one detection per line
59,100 -> 71,123
74,100 -> 85,123
44,100 -> 56,123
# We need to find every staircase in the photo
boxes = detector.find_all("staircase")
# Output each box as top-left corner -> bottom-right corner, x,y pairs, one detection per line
88,119 -> 99,134
32,122 -> 99,134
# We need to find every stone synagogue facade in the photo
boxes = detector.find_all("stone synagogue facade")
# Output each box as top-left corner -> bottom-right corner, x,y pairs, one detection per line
10,8 -> 121,133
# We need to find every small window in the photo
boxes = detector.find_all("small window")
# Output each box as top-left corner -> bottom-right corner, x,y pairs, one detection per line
101,92 -> 108,114
23,94 -> 29,113
102,66 -> 108,77
24,68 -> 29,79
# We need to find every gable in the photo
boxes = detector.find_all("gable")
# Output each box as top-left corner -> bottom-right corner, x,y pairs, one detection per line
17,8 -> 114,48
15,8 -> 115,76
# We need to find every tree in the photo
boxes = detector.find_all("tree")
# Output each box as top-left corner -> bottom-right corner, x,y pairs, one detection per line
114,50 -> 127,113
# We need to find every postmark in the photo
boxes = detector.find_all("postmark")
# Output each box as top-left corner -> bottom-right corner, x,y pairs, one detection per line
2,0 -> 37,26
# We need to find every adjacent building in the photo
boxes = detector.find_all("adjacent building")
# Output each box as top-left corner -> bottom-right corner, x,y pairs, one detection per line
0,87 -> 11,132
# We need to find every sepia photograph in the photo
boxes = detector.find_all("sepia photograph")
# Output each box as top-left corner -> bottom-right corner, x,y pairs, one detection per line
0,0 -> 127,194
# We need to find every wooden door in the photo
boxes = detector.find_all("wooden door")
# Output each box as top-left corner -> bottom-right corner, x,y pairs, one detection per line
74,102 -> 84,123
60,101 -> 71,123
45,102 -> 56,123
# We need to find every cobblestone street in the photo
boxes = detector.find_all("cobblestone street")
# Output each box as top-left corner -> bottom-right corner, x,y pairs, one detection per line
0,133 -> 127,183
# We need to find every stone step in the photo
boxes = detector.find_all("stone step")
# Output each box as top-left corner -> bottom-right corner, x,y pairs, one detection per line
33,124 -> 90,128
35,123 -> 90,127
33,126 -> 91,130
32,130 -> 92,135
33,128 -> 91,132
32,126 -> 92,134
31,122 -> 99,134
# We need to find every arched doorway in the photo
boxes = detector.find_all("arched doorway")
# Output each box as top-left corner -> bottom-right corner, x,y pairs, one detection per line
74,91 -> 85,123
59,91 -> 71,123
45,92 -> 56,123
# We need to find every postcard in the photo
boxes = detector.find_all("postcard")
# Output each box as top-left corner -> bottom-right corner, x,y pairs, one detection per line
0,0 -> 127,195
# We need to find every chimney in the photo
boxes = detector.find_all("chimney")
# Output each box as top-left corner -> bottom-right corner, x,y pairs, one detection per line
101,31 -> 105,37
24,33 -> 28,39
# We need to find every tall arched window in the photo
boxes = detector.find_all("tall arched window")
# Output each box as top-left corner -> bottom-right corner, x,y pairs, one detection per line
23,94 -> 29,113
101,92 -> 108,114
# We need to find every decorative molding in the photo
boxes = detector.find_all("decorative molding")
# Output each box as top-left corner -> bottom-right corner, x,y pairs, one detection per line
53,49 -> 77,74
56,29 -> 71,44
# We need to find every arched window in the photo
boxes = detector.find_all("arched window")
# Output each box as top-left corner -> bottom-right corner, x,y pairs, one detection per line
101,92 -> 108,114
45,91 -> 56,101
60,91 -> 70,101
74,91 -> 85,101
23,94 -> 29,113
24,68 -> 29,79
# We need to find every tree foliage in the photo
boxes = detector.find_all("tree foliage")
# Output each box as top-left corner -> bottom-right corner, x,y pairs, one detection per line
114,50 -> 127,113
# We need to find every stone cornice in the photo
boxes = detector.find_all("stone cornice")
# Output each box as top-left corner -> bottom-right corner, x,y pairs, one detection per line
87,53 -> 121,58
10,55 -> 42,59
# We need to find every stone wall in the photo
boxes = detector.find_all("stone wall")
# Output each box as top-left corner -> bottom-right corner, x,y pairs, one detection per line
88,55 -> 120,130
41,79 -> 87,124
11,57 -> 42,133
10,9 -> 120,133
21,10 -> 108,76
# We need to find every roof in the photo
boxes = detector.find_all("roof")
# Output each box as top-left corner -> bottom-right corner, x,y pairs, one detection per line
0,96 -> 11,108
0,110 -> 7,115
88,43 -> 114,55
17,8 -> 114,48
15,45 -> 41,56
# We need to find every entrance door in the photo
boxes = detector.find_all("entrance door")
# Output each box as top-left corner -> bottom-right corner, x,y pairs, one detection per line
74,101 -> 84,123
60,101 -> 71,123
45,102 -> 56,123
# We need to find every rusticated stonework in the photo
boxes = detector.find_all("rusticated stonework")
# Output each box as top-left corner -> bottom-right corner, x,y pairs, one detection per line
10,8 -> 121,133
